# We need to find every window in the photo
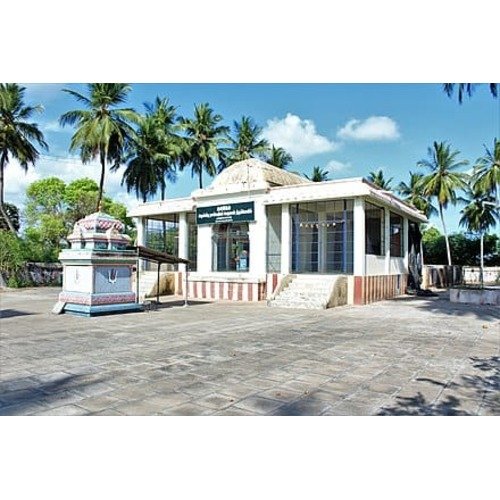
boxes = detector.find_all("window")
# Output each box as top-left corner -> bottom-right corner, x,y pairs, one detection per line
365,202 -> 384,255
266,205 -> 282,272
212,223 -> 250,272
390,212 -> 403,257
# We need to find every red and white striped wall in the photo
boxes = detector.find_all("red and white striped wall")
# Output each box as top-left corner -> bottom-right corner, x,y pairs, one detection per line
353,274 -> 407,305
175,272 -> 266,302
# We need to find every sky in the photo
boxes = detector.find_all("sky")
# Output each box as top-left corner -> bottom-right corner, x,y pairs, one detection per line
6,83 -> 499,232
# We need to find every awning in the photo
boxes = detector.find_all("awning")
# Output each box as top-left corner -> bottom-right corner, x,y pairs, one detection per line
131,245 -> 190,266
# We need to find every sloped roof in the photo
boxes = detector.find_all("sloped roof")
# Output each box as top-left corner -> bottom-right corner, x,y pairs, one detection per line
211,158 -> 311,189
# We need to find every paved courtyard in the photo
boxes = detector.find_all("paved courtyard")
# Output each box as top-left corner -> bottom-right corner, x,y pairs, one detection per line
0,288 -> 498,416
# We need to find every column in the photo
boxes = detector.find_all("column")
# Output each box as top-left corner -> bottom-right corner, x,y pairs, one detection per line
135,217 -> 147,270
280,203 -> 291,275
353,198 -> 365,276
178,212 -> 188,272
385,208 -> 391,274
249,201 -> 267,276
197,224 -> 212,274
403,217 -> 409,270
136,216 -> 147,247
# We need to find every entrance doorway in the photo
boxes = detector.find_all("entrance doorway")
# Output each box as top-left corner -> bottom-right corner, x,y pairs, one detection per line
291,200 -> 353,274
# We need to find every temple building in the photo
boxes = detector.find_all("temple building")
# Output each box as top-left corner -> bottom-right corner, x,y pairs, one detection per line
128,159 -> 426,308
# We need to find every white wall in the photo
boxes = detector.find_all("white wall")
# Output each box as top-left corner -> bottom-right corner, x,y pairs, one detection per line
366,255 -> 386,275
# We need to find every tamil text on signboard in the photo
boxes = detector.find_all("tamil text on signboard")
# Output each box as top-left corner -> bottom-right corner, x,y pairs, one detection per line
196,202 -> 255,225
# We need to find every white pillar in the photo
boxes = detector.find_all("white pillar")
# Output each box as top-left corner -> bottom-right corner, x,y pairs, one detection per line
136,216 -> 147,247
385,208 -> 391,274
403,217 -> 409,271
178,212 -> 188,272
281,203 -> 291,274
353,198 -> 366,276
197,224 -> 212,274
135,217 -> 147,270
249,201 -> 267,276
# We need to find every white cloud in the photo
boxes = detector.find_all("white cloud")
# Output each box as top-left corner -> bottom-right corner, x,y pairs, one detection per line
41,120 -> 64,133
3,156 -> 140,212
337,116 -> 400,141
325,159 -> 350,174
262,113 -> 339,159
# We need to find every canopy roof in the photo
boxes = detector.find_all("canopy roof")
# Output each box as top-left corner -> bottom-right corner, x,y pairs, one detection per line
133,245 -> 190,266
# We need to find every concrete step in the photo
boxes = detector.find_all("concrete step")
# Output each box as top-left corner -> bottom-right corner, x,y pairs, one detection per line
267,274 -> 345,310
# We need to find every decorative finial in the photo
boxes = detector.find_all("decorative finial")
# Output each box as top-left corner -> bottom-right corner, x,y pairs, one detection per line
98,200 -> 103,213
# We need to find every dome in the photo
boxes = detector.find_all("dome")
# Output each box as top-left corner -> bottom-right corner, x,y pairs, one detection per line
211,158 -> 311,189
67,211 -> 131,251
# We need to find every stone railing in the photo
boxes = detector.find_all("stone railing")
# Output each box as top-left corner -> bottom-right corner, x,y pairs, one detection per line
463,266 -> 500,285
422,265 -> 462,289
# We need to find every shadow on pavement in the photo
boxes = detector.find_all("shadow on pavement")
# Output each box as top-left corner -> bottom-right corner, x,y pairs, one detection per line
377,356 -> 499,415
0,373 -> 108,416
394,291 -> 500,321
0,309 -> 37,319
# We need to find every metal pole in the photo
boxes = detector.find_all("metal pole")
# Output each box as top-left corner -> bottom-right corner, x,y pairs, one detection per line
136,251 -> 140,304
183,263 -> 189,307
157,261 -> 160,305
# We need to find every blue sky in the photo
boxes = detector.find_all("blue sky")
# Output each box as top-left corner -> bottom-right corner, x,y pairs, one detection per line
7,83 -> 499,232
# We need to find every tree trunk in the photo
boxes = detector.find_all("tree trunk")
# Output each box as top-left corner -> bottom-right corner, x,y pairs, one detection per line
0,152 -> 17,234
480,232 -> 484,289
96,152 -> 106,212
199,168 -> 203,189
439,203 -> 452,266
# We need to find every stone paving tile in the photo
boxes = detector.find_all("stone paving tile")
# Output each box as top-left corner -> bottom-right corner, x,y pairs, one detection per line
75,395 -> 125,413
257,388 -> 304,403
37,404 -> 88,416
272,396 -> 333,416
159,403 -> 214,416
233,396 -> 284,415
196,393 -> 237,410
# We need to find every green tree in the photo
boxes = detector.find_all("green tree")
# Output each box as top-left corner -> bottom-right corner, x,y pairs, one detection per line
64,177 -> 100,223
59,83 -> 139,210
123,97 -> 182,202
443,83 -> 498,104
264,145 -> 293,169
472,138 -> 500,210
0,202 -> 20,232
24,177 -> 67,260
368,169 -> 393,190
417,141 -> 469,265
223,116 -> 270,164
179,103 -> 229,189
0,230 -> 26,285
459,185 -> 498,286
305,166 -> 329,182
397,172 -> 437,219
0,83 -> 47,233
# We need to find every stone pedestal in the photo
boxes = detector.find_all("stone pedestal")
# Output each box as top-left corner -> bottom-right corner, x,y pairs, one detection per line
57,211 -> 143,316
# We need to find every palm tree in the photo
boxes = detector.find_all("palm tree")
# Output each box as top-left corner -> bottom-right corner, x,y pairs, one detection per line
443,83 -> 498,104
223,116 -> 270,164
123,97 -> 181,202
459,185 -> 498,287
397,172 -> 437,219
305,166 -> 329,182
368,169 -> 393,190
179,103 -> 229,189
60,83 -> 139,211
0,83 -> 47,233
418,141 -> 469,265
472,138 -> 500,211
264,145 -> 293,169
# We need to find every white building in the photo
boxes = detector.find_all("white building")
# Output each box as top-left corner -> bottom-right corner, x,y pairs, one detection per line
128,159 -> 427,308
